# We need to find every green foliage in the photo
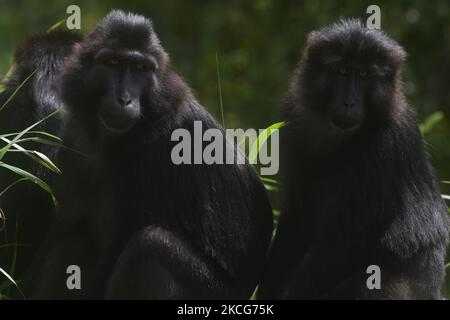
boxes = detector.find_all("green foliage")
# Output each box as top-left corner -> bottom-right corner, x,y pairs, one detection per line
0,267 -> 23,298
248,121 -> 284,164
46,18 -> 65,32
216,53 -> 225,128
420,111 -> 444,135
0,69 -> 62,297
0,68 -> 38,112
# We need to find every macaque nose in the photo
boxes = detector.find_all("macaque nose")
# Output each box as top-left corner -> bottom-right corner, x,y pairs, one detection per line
344,100 -> 355,108
118,95 -> 132,106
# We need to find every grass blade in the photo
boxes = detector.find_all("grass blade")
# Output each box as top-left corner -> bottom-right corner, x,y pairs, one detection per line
264,184 -> 279,192
248,121 -> 285,164
260,177 -> 279,185
47,18 -> 66,33
215,53 -> 225,128
2,136 -> 63,148
0,162 -> 56,203
0,68 -> 39,112
0,267 -> 24,299
419,111 -> 444,135
1,137 -> 61,174
0,178 -> 27,197
0,131 -> 62,142
0,108 -> 62,160
0,64 -> 15,94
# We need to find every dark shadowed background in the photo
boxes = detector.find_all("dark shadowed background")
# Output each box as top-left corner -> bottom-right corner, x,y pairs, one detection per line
1,0 -> 450,297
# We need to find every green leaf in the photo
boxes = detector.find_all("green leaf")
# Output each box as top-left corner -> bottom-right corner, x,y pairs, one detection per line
9,219 -> 19,279
0,68 -> 39,113
0,178 -> 27,197
248,121 -> 285,164
1,137 -> 61,174
250,286 -> 258,300
260,177 -> 279,185
0,64 -> 15,94
0,267 -> 24,299
0,207 -> 4,227
47,18 -> 66,33
0,108 -> 62,161
3,136 -> 63,148
5,64 -> 15,78
0,130 -> 62,142
419,111 -> 444,135
0,162 -> 56,204
216,53 -> 225,128
11,136 -> 86,158
264,183 -> 279,192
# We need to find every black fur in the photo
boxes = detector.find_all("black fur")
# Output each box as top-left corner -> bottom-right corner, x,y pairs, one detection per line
260,19 -> 449,299
24,10 -> 273,299
0,31 -> 81,278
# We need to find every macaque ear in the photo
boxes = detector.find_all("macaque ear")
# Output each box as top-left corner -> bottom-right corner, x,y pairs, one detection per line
304,31 -> 333,63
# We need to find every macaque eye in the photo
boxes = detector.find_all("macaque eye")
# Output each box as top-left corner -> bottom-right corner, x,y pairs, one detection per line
135,63 -> 144,69
109,58 -> 119,65
339,67 -> 348,75
359,70 -> 367,77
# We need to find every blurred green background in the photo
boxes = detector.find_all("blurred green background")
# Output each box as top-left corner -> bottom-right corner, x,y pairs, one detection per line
0,0 -> 449,297
4,0 -> 449,177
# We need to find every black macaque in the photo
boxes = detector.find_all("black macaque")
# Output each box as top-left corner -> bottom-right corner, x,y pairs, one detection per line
24,10 -> 273,299
0,31 -> 81,278
259,19 -> 449,300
